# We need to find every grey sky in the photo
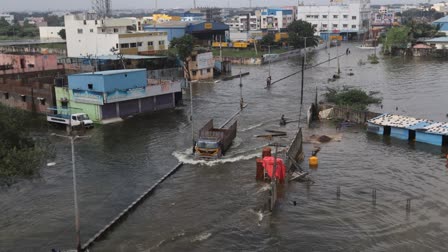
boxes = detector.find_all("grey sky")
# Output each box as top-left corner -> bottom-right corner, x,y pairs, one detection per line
0,0 -> 427,12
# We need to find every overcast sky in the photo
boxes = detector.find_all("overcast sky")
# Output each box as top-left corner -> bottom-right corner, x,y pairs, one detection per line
0,0 -> 426,12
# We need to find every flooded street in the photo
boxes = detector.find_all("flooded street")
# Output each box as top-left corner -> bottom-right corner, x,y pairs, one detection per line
1,43 -> 448,251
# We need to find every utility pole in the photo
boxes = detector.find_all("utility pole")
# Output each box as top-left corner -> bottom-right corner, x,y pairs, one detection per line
51,133 -> 89,252
239,58 -> 244,110
155,0 -> 158,10
193,0 -> 196,8
304,37 -> 307,65
249,0 -> 252,8
299,56 -> 304,128
336,44 -> 341,75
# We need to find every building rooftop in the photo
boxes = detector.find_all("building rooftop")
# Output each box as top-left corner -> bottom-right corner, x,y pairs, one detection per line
144,21 -> 202,28
433,16 -> 448,23
72,55 -> 167,60
425,37 -> 448,43
368,114 -> 448,136
71,68 -> 146,76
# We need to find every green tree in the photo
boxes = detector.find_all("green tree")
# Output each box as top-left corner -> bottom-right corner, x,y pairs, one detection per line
170,34 -> 197,61
324,87 -> 382,110
0,17 -> 11,36
287,20 -> 319,49
383,26 -> 411,54
0,105 -> 47,185
260,33 -> 275,47
46,15 -> 63,26
58,29 -> 66,40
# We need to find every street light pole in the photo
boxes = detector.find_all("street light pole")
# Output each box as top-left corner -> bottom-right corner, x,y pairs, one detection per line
51,133 -> 88,252
70,136 -> 81,252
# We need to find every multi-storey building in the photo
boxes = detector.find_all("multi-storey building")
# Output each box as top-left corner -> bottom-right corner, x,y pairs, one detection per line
64,14 -> 169,58
297,0 -> 371,40
0,13 -> 14,24
260,8 -> 296,31
237,12 -> 261,32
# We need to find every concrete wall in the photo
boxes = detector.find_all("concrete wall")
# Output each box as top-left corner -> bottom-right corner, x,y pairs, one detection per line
39,26 -> 64,40
329,106 -> 381,124
0,78 -> 56,114
0,54 -> 60,72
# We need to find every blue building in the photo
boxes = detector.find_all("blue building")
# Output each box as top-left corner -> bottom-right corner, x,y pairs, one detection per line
433,16 -> 448,36
56,69 -> 182,123
367,114 -> 448,147
143,21 -> 229,43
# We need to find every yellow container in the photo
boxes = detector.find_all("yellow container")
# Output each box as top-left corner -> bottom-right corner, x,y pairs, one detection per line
309,156 -> 319,167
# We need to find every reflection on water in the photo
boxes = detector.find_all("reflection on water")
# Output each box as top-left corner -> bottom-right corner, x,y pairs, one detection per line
1,43 -> 448,251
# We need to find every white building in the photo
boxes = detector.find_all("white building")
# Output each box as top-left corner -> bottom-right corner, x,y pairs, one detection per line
0,13 -> 14,24
64,14 -> 168,58
432,2 -> 448,14
39,26 -> 64,40
260,8 -> 296,31
237,12 -> 261,32
297,0 -> 371,40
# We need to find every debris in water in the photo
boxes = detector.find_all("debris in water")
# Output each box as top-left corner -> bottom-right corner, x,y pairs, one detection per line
318,135 -> 332,143
47,162 -> 56,167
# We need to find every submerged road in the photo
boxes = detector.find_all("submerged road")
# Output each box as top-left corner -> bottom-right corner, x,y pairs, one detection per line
1,43 -> 448,251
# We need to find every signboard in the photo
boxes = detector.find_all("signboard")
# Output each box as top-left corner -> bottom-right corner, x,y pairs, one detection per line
73,90 -> 104,105
204,23 -> 213,29
196,52 -> 214,70
105,87 -> 146,103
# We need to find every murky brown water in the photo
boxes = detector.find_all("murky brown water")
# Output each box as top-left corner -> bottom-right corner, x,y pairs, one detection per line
1,43 -> 448,251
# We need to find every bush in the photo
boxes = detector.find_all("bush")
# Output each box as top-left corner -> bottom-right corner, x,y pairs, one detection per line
324,87 -> 382,111
0,105 -> 47,185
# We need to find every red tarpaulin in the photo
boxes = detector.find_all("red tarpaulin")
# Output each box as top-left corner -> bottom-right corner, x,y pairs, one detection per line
262,156 -> 286,182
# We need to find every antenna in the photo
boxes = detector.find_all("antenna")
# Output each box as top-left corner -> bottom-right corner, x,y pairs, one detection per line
155,0 -> 158,10
249,0 -> 252,8
194,0 -> 197,8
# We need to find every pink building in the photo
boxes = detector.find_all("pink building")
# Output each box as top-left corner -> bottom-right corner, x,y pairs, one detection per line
0,53 -> 62,75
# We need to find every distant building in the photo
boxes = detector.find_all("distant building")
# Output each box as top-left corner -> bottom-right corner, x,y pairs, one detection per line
432,2 -> 448,14
180,12 -> 205,22
144,21 -> 229,44
54,69 -> 182,123
188,52 -> 214,81
433,16 -> 448,35
425,37 -> 448,49
152,14 -> 181,23
260,7 -> 296,32
39,26 -> 65,40
64,14 -> 169,58
297,0 -> 371,40
0,13 -> 14,24
0,53 -> 61,74
237,12 -> 261,32
371,6 -> 399,28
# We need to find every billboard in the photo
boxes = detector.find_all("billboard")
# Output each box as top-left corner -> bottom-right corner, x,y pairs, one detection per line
73,90 -> 104,105
196,52 -> 214,70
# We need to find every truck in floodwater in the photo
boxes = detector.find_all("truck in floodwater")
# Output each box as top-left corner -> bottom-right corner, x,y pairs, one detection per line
194,119 -> 237,159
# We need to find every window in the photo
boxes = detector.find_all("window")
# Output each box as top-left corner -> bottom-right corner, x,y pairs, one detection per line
95,20 -> 98,25
352,16 -> 357,20
61,100 -> 68,109
137,42 -> 142,47
159,40 -> 165,45
130,43 -> 137,48
88,84 -> 93,90
192,70 -> 197,76
333,15 -> 338,19
323,15 -> 327,19
121,43 -> 129,48
90,29 -> 94,33
352,25 -> 357,28
343,15 -> 348,19
3,92 -> 9,100
333,24 -> 338,28
77,28 -> 83,34
207,68 -> 211,73
102,28 -> 105,32
148,41 -> 153,46
38,98 -> 46,105
116,43 -> 119,49
343,24 -> 348,28
83,20 -> 87,25
114,28 -> 118,33
322,24 -> 328,28
21,95 -> 26,102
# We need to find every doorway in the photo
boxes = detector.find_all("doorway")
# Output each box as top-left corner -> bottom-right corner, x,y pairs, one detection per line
383,126 -> 391,136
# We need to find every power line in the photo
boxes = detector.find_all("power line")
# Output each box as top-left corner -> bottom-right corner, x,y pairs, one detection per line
270,53 -> 346,86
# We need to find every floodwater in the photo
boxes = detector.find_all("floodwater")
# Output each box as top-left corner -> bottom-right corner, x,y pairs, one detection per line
1,43 -> 448,251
